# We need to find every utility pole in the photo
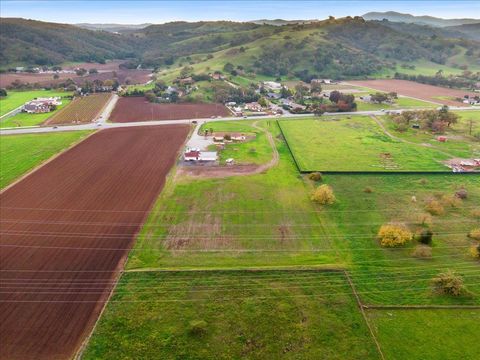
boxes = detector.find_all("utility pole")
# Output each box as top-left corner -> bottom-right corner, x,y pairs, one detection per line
469,120 -> 473,136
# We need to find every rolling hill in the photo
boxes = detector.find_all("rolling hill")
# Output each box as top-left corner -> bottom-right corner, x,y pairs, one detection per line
0,18 -> 139,66
1,17 -> 479,81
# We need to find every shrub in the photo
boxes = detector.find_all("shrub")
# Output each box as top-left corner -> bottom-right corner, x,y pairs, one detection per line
468,228 -> 480,240
471,209 -> 480,219
412,245 -> 432,259
417,213 -> 433,227
363,187 -> 373,193
311,184 -> 335,205
425,199 -> 444,216
455,188 -> 468,199
441,194 -> 461,208
308,172 -> 323,182
188,320 -> 208,336
432,270 -> 465,296
417,228 -> 433,245
377,224 -> 413,247
469,244 -> 480,259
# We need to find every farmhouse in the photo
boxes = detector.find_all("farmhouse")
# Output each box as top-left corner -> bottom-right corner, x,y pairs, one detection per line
23,97 -> 62,114
210,73 -> 225,80
263,81 -> 282,91
176,77 -> 194,85
213,132 -> 247,142
184,149 -> 218,162
244,102 -> 263,112
312,78 -> 333,84
267,92 -> 281,99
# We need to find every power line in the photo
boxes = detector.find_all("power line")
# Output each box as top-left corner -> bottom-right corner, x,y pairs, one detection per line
1,284 -> 479,304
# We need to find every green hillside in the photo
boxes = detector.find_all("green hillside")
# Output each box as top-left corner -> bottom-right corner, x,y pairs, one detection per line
1,17 -> 479,81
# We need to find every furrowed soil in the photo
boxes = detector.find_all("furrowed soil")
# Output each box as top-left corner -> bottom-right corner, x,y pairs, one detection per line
110,96 -> 230,122
44,93 -> 112,125
348,79 -> 476,107
0,125 -> 189,360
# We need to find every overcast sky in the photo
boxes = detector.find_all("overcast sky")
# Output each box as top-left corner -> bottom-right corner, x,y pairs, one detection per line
1,1 -> 479,24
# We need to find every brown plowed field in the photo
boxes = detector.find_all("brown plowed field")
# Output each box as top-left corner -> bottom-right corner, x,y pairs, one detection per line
110,96 -> 230,122
0,125 -> 189,360
0,69 -> 151,88
349,79 -> 476,106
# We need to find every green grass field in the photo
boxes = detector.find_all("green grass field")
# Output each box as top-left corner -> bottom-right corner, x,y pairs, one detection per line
377,114 -> 480,160
321,173 -> 480,305
200,120 -> 273,165
127,121 -> 341,270
83,270 -> 379,360
367,309 -> 480,360
0,90 -> 71,117
279,117 -> 453,172
0,131 -> 91,189
0,97 -> 72,128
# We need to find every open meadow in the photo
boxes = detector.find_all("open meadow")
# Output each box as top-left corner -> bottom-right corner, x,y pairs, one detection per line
83,270 -> 379,360
279,117 -> 454,172
367,309 -> 479,360
127,120 -> 341,270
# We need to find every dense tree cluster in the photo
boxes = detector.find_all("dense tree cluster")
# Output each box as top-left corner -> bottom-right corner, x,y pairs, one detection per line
392,107 -> 459,133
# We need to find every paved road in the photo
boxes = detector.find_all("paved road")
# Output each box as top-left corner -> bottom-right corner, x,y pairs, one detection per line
0,106 -> 476,136
0,106 -> 22,121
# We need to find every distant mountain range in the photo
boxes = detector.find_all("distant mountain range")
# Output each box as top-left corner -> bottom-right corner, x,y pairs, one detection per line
75,23 -> 152,32
362,11 -> 480,27
249,19 -> 314,26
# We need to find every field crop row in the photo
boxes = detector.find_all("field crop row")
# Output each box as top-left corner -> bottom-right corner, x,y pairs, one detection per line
45,93 -> 112,125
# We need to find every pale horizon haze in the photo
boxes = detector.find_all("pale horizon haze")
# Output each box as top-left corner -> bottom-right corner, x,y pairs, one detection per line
1,0 -> 480,24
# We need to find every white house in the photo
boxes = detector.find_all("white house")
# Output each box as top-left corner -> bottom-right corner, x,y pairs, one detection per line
263,81 -> 282,91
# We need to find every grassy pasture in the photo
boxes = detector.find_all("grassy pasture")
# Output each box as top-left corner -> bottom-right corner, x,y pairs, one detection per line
279,117 -> 453,172
127,120 -> 342,270
378,114 -> 480,160
0,90 -> 70,117
200,120 -> 273,165
322,173 -> 480,305
83,270 -> 380,360
367,309 -> 480,360
0,131 -> 91,189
